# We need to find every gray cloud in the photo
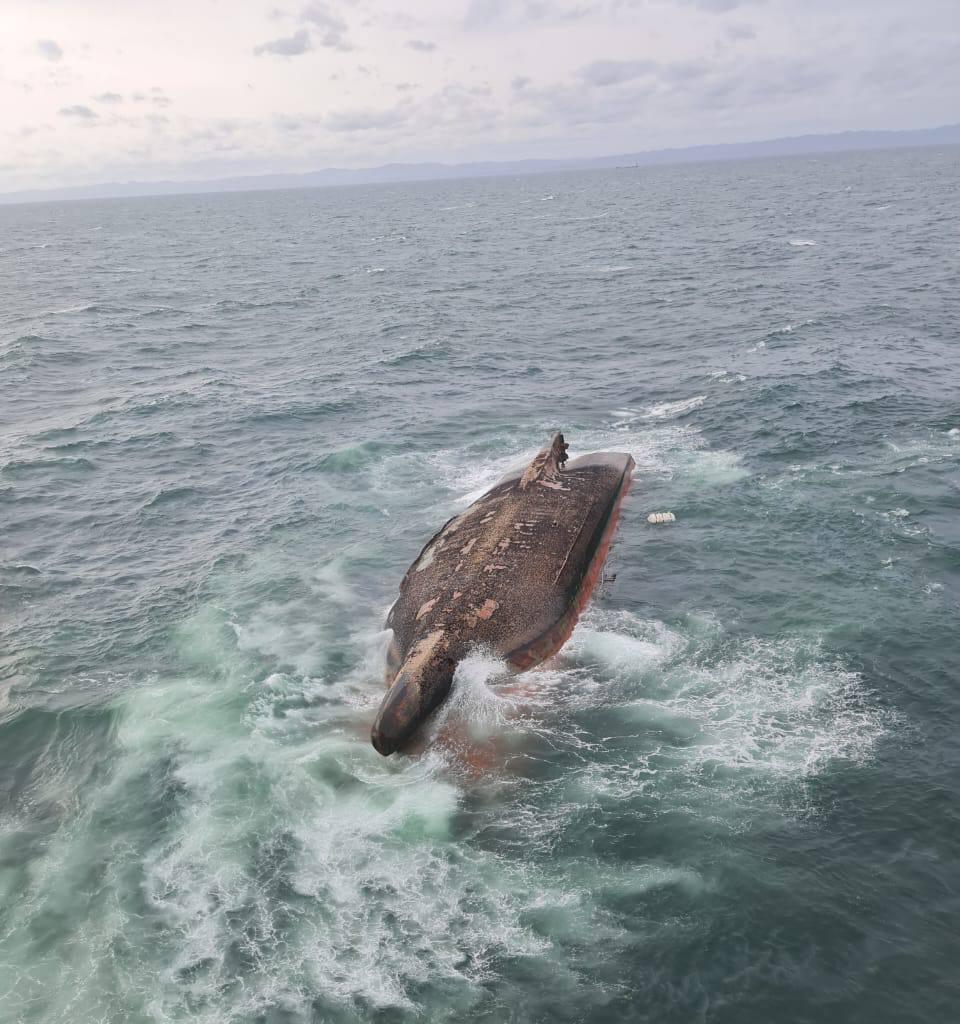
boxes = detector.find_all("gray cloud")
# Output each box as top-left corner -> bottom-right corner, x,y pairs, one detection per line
511,75 -> 653,130
726,22 -> 756,41
615,0 -> 759,9
664,0 -> 763,10
691,0 -> 742,9
387,13 -> 426,31
325,104 -> 411,133
464,0 -> 595,28
36,39 -> 63,62
512,48 -> 842,137
274,114 -> 308,133
59,104 -> 98,119
524,1 -> 597,18
657,55 -> 835,111
320,80 -> 504,148
861,47 -> 943,90
178,117 -> 260,150
579,59 -> 657,86
659,60 -> 709,82
744,61 -> 834,100
406,39 -> 437,52
464,0 -> 506,26
254,28 -> 313,56
421,81 -> 514,131
4,0 -> 959,196
300,4 -> 352,51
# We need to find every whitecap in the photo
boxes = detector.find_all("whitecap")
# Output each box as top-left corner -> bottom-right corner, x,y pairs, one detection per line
579,630 -> 892,790
643,395 -> 706,419
788,238 -> 817,247
47,303 -> 95,315
42,606 -> 558,1019
427,650 -> 516,748
707,370 -> 747,383
769,318 -> 816,336
412,416 -> 746,504
0,565 -> 896,1021
568,614 -> 683,677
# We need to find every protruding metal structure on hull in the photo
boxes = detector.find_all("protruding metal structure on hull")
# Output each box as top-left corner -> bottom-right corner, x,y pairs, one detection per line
371,433 -> 635,755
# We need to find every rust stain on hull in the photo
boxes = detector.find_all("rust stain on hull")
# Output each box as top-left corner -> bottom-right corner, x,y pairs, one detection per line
371,432 -> 635,755
506,467 -> 632,671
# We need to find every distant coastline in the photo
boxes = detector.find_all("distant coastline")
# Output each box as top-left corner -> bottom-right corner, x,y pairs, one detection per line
2,121 -> 958,207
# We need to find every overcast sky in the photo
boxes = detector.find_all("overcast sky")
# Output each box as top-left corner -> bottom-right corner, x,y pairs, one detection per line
1,0 -> 957,192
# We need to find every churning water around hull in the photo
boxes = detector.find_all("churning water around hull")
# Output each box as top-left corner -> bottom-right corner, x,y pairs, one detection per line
2,147 -> 960,1023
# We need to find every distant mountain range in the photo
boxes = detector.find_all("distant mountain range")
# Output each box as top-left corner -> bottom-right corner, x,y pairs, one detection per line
3,122 -> 958,206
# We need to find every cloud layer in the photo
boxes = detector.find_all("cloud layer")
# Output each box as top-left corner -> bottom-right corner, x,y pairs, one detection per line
36,39 -> 63,62
254,28 -> 313,57
1,0 -> 958,192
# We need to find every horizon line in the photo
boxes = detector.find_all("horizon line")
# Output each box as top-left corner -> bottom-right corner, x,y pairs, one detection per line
2,119 -> 958,207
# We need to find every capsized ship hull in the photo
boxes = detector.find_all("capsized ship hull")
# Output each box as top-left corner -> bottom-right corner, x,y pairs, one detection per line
372,433 -> 635,755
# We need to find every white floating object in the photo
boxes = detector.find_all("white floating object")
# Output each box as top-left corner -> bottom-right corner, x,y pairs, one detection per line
647,511 -> 676,524
949,428 -> 960,437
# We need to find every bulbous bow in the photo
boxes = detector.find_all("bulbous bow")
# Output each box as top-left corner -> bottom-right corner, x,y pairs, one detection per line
371,630 -> 458,755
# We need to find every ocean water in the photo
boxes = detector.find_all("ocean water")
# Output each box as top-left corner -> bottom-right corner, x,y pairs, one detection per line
2,146 -> 959,1024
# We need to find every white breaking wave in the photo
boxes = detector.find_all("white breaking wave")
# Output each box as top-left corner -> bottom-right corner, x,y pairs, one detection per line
0,569 -> 895,1022
412,412 -> 746,506
642,395 -> 707,419
554,609 -> 895,798
770,318 -> 816,335
788,238 -> 817,247
76,612 -> 556,1021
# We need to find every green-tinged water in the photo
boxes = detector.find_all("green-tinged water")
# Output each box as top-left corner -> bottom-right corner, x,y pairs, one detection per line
2,147 -> 960,1023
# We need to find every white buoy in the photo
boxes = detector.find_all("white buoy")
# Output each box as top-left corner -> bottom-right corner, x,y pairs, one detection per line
647,511 -> 676,524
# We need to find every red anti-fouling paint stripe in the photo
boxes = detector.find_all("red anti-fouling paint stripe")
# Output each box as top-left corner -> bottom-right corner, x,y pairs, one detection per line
507,466 -> 634,670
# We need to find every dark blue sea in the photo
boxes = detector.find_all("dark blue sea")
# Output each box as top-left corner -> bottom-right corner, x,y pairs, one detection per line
2,146 -> 960,1023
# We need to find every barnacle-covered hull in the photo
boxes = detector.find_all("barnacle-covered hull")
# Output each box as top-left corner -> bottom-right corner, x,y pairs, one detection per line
371,434 -> 634,755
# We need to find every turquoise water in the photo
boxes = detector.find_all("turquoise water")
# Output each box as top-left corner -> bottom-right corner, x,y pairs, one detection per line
2,146 -> 960,1023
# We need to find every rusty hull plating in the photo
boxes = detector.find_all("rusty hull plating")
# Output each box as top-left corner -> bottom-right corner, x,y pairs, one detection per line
370,433 -> 635,755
